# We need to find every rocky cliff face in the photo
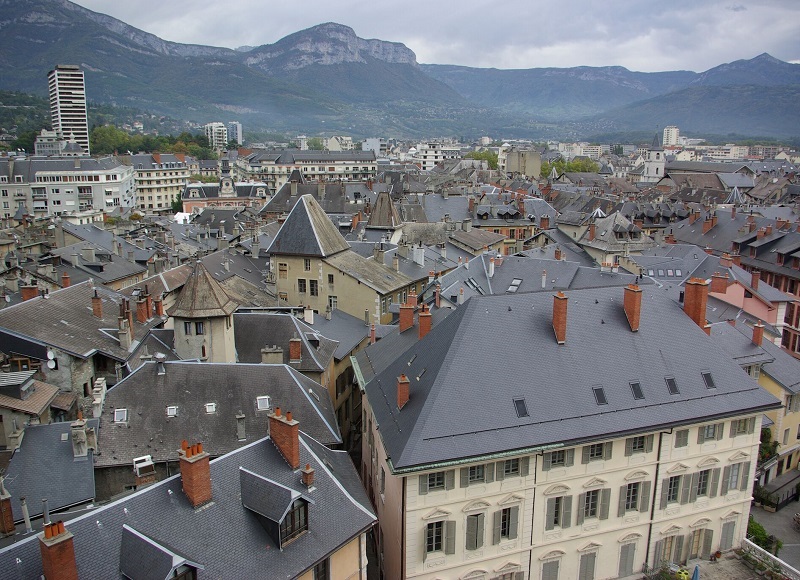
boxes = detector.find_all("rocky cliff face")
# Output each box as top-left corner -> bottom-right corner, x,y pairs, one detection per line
243,23 -> 417,71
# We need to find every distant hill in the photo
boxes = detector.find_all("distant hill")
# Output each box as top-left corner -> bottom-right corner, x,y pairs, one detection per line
0,0 -> 797,139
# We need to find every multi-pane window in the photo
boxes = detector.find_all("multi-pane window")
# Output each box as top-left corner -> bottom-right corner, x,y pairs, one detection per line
328,296 -> 338,310
588,443 -> 604,460
584,489 -> 599,519
312,559 -> 329,580
428,472 -> 446,491
280,500 -> 308,545
503,458 -> 519,477
468,465 -> 485,482
727,464 -> 740,491
304,258 -> 311,271
703,424 -> 717,440
426,521 -> 443,553
550,450 -> 566,466
624,483 -> 640,511
630,436 -> 646,453
183,321 -> 192,335
309,280 -> 318,296
278,263 -> 288,279
195,322 -> 204,335
550,497 -> 562,528
734,419 -> 749,435
667,476 -> 681,503
697,470 -> 710,497
298,279 -> 307,293
500,508 -> 513,539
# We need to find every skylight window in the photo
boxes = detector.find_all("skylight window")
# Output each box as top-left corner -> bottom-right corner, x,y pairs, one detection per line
630,382 -> 645,400
114,408 -> 128,423
166,406 -> 178,417
665,377 -> 679,395
256,395 -> 271,410
205,403 -> 216,414
593,386 -> 608,406
702,372 -> 716,389
513,398 -> 529,418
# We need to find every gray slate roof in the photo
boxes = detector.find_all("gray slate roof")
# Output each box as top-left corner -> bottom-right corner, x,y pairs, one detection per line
4,419 -> 99,521
167,261 -> 238,319
95,362 -> 340,467
267,195 -> 351,258
0,433 -> 374,579
359,286 -> 780,470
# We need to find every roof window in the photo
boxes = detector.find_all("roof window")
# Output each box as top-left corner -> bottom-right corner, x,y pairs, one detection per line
166,406 -> 178,417
665,377 -> 679,395
513,398 -> 529,418
630,382 -> 645,400
114,408 -> 128,423
256,395 -> 271,411
592,386 -> 608,406
205,403 -> 216,414
702,372 -> 716,389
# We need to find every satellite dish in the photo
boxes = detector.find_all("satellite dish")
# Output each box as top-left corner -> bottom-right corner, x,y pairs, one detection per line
46,360 -> 56,369
47,350 -> 55,360
3,295 -> 9,303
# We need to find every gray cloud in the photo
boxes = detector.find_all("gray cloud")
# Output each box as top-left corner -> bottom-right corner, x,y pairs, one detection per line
72,0 -> 800,72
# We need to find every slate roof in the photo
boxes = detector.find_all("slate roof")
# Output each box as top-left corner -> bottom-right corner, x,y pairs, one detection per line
167,261 -> 238,318
233,313 -> 337,372
0,379 -> 58,415
119,525 -> 203,580
0,433 -> 374,579
267,195 -> 351,258
323,251 -> 414,295
60,223 -> 156,263
0,281 -> 161,362
666,161 -> 752,175
95,361 -> 340,467
259,179 -> 376,216
50,243 -> 148,285
4,419 -> 99,521
367,191 -> 402,229
304,308 -> 369,361
359,286 -> 780,470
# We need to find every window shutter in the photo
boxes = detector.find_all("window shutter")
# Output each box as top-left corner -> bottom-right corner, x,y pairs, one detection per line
561,496 -> 572,529
720,521 -> 735,551
673,535 -> 684,564
653,540 -> 664,565
701,529 -> 713,559
579,552 -> 596,580
419,474 -> 428,495
493,510 -> 502,543
509,505 -> 519,539
460,468 -> 469,488
542,452 -> 552,471
740,461 -> 751,491
709,468 -> 720,498
660,478 -> 669,509
689,472 -> 699,503
639,481 -> 651,512
542,560 -> 559,580
617,485 -> 627,517
619,543 -> 635,578
466,515 -> 477,550
747,417 -> 756,434
445,470 -> 455,490
729,421 -> 737,438
625,438 -> 633,456
582,446 -> 591,464
514,573 -> 524,580
721,466 -> 731,496
565,448 -> 575,467
599,488 -> 611,520
520,456 -> 530,477
577,493 -> 586,525
715,423 -> 724,440
485,462 -> 495,483
476,513 -> 484,549
545,498 -> 556,531
444,520 -> 455,555
604,441 -> 613,460
680,474 -> 691,505
697,427 -> 705,444
496,461 -> 505,481
645,434 -> 654,453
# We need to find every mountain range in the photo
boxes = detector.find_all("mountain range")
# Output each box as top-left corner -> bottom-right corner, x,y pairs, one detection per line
1,0 -> 798,140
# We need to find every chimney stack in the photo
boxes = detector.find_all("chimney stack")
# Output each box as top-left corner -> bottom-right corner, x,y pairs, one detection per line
397,374 -> 410,410
40,521 -> 78,580
540,214 -> 550,230
683,277 -> 709,330
731,253 -> 741,267
179,441 -> 212,508
554,246 -> 562,261
552,291 -> 568,345
0,477 -> 15,537
731,205 -> 736,219
488,256 -> 495,278
20,283 -> 39,302
541,269 -> 547,289
90,289 -> 102,318
752,321 -> 765,347
751,270 -> 760,290
144,285 -> 153,319
154,296 -> 165,317
301,463 -> 315,488
136,297 -> 148,323
399,297 -> 414,333
61,272 -> 71,288
370,323 -> 376,345
587,223 -> 596,242
719,253 -> 733,268
269,408 -> 300,469
289,337 -> 302,363
418,304 -> 432,339
710,272 -> 729,294
702,217 -> 714,234
623,284 -> 642,332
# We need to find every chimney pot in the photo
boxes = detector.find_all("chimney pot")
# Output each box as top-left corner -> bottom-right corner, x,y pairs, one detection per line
301,463 -> 315,488
418,304 -> 432,339
751,270 -> 760,290
269,410 -> 300,469
752,321 -> 765,347
179,440 -> 211,507
39,520 -> 78,580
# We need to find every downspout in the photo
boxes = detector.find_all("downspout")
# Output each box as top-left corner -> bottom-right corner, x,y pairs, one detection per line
528,452 -> 541,580
645,431 -> 668,569
401,477 -> 406,580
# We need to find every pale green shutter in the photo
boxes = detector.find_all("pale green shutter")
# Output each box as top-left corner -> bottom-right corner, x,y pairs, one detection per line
545,498 -> 555,531
485,463 -> 494,483
709,468 -> 720,498
729,421 -> 737,438
689,472 -> 699,503
624,438 -> 633,456
418,474 -> 428,495
561,496 -> 572,529
721,466 -> 731,496
543,452 -> 552,471
715,423 -> 724,440
673,535 -> 684,564
460,467 -> 469,488
660,478 -> 669,509
520,456 -> 530,477
747,417 -> 756,434
617,485 -> 627,517
697,428 -> 706,444
465,515 -> 477,550
599,488 -> 611,520
680,474 -> 692,504
565,448 -> 575,467
740,461 -> 751,491
645,434 -> 654,452
445,470 -> 455,490
577,492 -> 586,525
508,506 -> 519,540
496,461 -> 505,481
603,441 -> 613,459
582,446 -> 591,464
476,513 -> 484,548
542,560 -> 559,580
493,510 -> 502,543
444,520 -> 455,555
701,529 -> 713,559
639,481 -> 651,512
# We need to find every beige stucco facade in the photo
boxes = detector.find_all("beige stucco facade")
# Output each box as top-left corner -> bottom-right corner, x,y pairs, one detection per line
296,533 -> 369,580
173,314 -> 236,363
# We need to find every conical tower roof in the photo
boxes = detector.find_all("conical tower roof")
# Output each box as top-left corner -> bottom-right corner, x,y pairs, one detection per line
366,190 -> 401,229
168,261 -> 238,318
267,194 -> 350,257
650,133 -> 663,151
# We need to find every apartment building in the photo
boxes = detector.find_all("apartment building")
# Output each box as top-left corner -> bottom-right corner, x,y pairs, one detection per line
204,122 -> 228,151
235,150 -> 377,194
356,282 -> 779,579
412,142 -> 461,171
128,152 -> 190,213
47,64 -> 90,156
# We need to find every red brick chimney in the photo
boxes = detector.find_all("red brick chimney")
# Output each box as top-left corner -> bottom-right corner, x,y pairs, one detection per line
468,197 -> 475,215
301,463 -> 315,488
540,215 -> 550,230
732,253 -> 741,267
179,441 -> 212,508
397,374 -> 410,410
434,286 -> 441,309
704,246 -> 714,255
154,296 -> 164,317
408,289 -> 417,308
765,224 -> 773,236
270,408 -> 300,469
399,298 -> 414,333
136,298 -> 148,323
752,321 -> 764,347
623,284 -> 642,332
665,233 -> 676,244
418,304 -> 432,339
748,221 -> 757,233
20,283 -> 39,302
554,246 -> 562,261
719,253 -> 733,268
552,291 -> 568,345
92,290 -> 102,318
683,278 -> 709,330
710,272 -> 729,294
702,217 -> 714,234
587,223 -> 596,242
144,285 -> 153,318
756,227 -> 766,239
289,337 -> 302,363
751,270 -> 760,290
689,211 -> 699,224
370,323 -> 376,345
39,521 -> 78,580
0,477 -> 15,537
61,272 -> 71,288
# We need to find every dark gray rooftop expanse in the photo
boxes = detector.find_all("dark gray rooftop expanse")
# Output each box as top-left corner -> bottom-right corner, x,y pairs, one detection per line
0,433 -> 375,579
361,286 -> 781,470
267,195 -> 351,258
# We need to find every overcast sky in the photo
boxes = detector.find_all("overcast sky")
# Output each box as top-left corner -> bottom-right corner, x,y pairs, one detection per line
72,0 -> 800,72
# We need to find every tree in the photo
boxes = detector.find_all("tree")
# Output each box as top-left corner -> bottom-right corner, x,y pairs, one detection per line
307,137 -> 324,150
465,150 -> 498,170
171,194 -> 183,213
189,174 -> 220,183
11,130 -> 37,153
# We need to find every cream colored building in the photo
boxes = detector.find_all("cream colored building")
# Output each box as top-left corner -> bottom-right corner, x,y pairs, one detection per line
127,153 -> 190,213
356,283 -> 780,580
